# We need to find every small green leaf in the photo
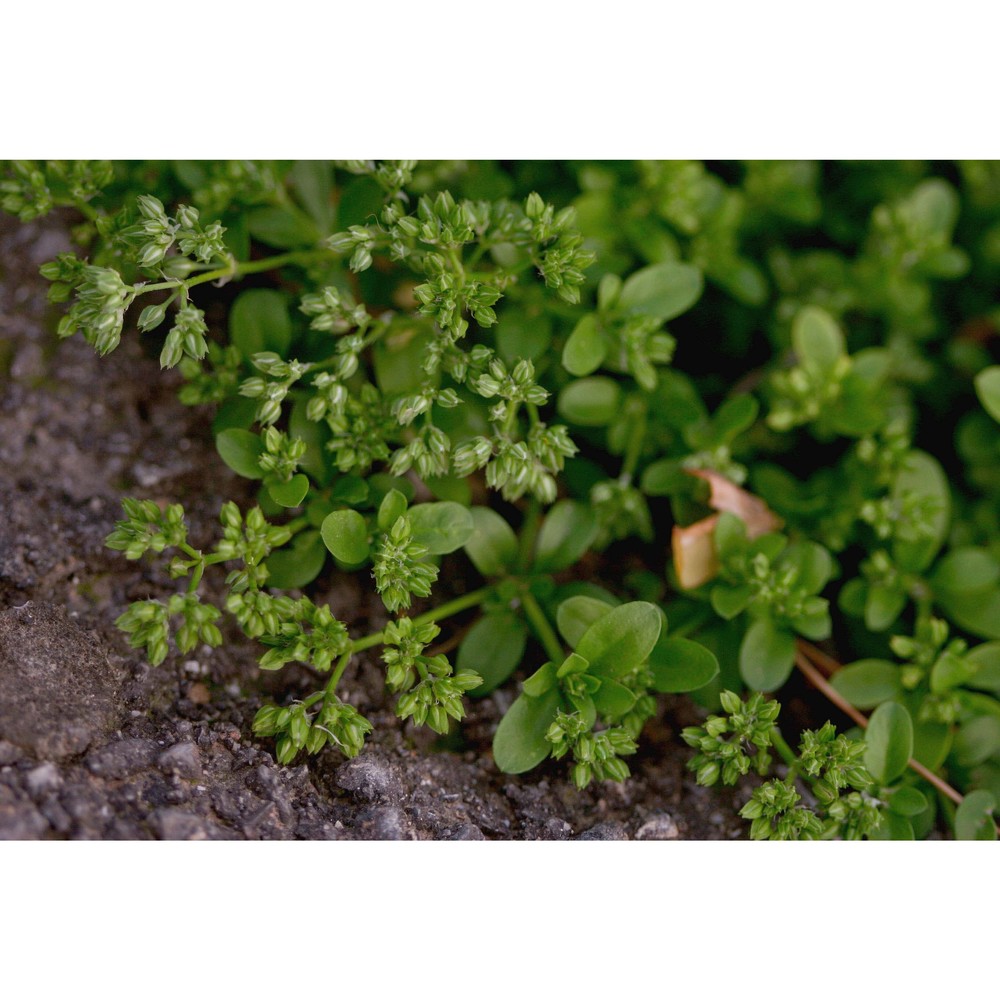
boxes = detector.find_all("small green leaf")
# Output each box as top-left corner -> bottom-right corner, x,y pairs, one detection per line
247,205 -> 319,249
935,586 -> 1000,640
892,450 -> 951,573
864,702 -> 913,785
229,289 -> 293,356
464,507 -> 518,577
377,489 -> 409,533
974,366 -> 1000,424
929,651 -> 975,693
867,811 -> 914,841
329,475 -> 370,506
557,377 -> 621,427
407,502 -> 474,555
887,786 -> 928,818
864,583 -> 907,632
593,677 -> 637,718
522,661 -> 558,697
289,160 -> 333,234
831,659 -> 902,710
557,653 -> 591,679
533,500 -> 598,573
216,428 -> 264,480
575,601 -> 662,679
739,619 -> 796,692
649,636 -> 719,693
955,789 -> 997,840
953,716 -> 1000,767
619,261 -> 703,321
425,475 -> 473,505
912,720 -> 952,772
493,689 -> 562,774
320,509 -> 369,564
458,613 -> 527,695
711,583 -> 753,620
931,547 -> 1000,594
264,530 -> 326,590
562,314 -> 607,376
640,459 -> 688,496
792,306 -> 844,373
267,474 -> 309,509
966,642 -> 1000,692
711,395 -> 759,442
556,595 -> 613,649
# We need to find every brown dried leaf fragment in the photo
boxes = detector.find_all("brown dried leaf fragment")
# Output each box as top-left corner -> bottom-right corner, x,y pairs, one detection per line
672,471 -> 783,590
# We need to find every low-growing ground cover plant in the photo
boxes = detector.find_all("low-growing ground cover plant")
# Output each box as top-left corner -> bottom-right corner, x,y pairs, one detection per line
5,158 -> 1000,839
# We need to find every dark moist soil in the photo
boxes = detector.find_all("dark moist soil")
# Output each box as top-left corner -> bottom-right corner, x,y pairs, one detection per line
0,212 -> 750,841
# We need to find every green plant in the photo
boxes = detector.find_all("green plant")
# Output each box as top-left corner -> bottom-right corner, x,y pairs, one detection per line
8,158 -> 1000,838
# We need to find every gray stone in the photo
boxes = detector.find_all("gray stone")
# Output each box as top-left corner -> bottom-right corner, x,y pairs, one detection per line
86,738 -> 159,778
577,820 -> 629,841
361,805 -> 413,840
158,741 -> 202,779
154,808 -> 218,841
447,822 -> 486,840
336,752 -> 402,803
0,603 -> 123,760
635,813 -> 681,840
26,763 -> 62,796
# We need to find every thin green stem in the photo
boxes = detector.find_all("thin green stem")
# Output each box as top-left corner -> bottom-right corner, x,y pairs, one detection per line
325,651 -> 352,697
447,247 -> 465,283
186,560 -> 205,594
520,589 -> 564,663
349,585 -> 494,654
132,249 -> 333,297
503,401 -> 520,436
771,727 -> 798,771
619,400 -> 648,484
517,497 -> 541,573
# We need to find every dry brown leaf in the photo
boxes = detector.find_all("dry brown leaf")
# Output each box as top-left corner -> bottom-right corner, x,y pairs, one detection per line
672,515 -> 721,589
685,469 -> 783,537
672,471 -> 782,589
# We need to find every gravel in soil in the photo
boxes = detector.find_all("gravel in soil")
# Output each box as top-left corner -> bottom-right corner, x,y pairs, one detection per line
0,212 -> 749,840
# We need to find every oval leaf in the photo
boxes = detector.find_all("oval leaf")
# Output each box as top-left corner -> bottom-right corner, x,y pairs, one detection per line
228,288 -> 293,356
887,786 -> 928,818
320,509 -> 369,564
556,595 -> 613,649
831,659 -> 902,710
268,473 -> 309,509
492,689 -> 561,774
458,613 -> 528,696
649,636 -> 719,693
407,501 -> 474,555
739,619 -> 796,692
975,366 -> 1000,424
955,789 -> 997,841
533,500 -> 598,573
593,678 -> 638,718
216,428 -> 264,480
575,601 -> 662,678
562,314 -> 607,376
557,377 -> 622,427
931,547 -> 1000,594
264,530 -> 326,590
892,450 -> 950,572
464,507 -> 518,577
619,261 -> 703,321
792,306 -> 844,373
865,702 -> 914,785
